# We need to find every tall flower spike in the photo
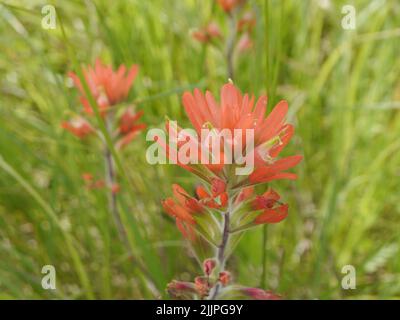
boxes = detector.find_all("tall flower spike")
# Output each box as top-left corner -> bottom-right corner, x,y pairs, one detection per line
69,59 -> 139,115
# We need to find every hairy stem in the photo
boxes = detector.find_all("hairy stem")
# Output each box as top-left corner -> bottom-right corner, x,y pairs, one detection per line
217,211 -> 230,267
209,200 -> 232,300
104,116 -> 129,248
261,225 -> 268,288
103,115 -> 160,296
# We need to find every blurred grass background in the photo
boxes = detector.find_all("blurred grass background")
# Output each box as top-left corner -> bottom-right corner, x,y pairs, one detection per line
0,0 -> 400,299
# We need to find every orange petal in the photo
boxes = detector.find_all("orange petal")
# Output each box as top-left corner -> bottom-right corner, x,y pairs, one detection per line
254,204 -> 288,224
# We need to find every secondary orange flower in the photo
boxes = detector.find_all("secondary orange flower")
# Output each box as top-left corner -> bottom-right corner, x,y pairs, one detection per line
252,189 -> 288,224
162,184 -> 202,239
61,117 -> 93,138
192,22 -> 222,44
162,181 -> 228,238
69,59 -> 139,115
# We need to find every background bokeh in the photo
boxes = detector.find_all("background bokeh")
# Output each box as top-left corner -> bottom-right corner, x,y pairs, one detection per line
0,0 -> 399,299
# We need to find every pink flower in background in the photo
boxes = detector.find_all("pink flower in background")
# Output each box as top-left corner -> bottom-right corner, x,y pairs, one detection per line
206,22 -> 222,38
237,33 -> 253,52
178,83 -> 302,184
192,22 -> 222,44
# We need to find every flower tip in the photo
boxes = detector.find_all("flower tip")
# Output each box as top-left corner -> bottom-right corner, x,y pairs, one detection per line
203,258 -> 216,276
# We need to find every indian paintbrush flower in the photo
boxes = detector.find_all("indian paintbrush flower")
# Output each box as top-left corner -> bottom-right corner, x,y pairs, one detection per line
162,82 -> 302,299
68,58 -> 139,115
62,60 -> 147,284
63,60 -> 145,149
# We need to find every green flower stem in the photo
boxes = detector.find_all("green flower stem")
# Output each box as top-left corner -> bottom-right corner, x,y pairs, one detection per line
209,197 -> 233,300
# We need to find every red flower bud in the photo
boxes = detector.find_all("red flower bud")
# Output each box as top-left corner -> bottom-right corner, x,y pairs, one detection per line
111,183 -> 120,194
194,276 -> 210,297
203,259 -> 216,276
219,271 -> 231,286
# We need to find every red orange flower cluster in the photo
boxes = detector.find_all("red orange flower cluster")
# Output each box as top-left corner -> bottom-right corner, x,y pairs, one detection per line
159,83 -> 302,189
163,82 -> 301,299
62,59 -> 145,148
69,59 -> 139,115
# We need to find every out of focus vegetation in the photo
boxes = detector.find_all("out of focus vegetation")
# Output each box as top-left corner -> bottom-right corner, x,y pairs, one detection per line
0,0 -> 399,299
